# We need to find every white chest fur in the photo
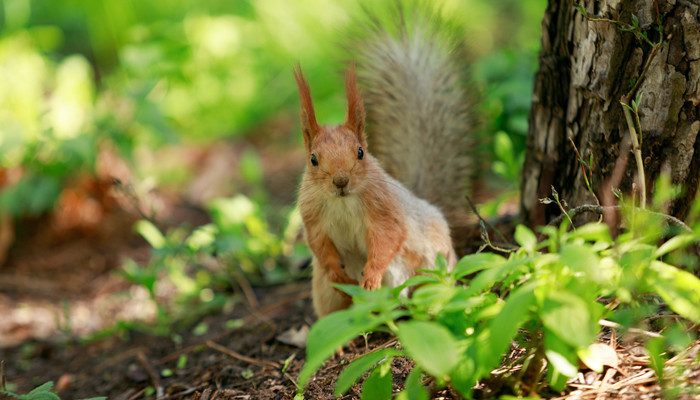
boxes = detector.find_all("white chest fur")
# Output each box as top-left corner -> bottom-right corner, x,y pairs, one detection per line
321,195 -> 367,281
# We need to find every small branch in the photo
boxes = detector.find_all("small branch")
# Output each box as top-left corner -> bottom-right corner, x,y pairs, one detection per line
284,372 -> 301,391
543,186 -> 575,230
465,196 -> 517,253
465,195 -> 509,244
219,258 -> 259,310
206,340 -> 280,369
137,351 -> 164,399
548,204 -> 693,233
598,319 -> 664,338
625,42 -> 660,101
112,178 -> 158,224
602,139 -> 631,234
568,136 -> 600,208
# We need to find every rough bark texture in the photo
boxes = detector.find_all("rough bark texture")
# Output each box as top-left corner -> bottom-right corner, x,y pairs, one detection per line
522,0 -> 700,227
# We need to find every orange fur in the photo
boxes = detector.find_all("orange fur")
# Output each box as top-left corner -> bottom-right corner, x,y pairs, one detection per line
293,64 -> 321,152
360,176 -> 406,289
295,65 -> 456,317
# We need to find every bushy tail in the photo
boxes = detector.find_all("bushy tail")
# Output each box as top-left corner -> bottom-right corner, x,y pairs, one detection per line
350,5 -> 474,228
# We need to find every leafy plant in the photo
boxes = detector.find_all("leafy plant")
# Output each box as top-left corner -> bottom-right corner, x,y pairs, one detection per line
0,33 -> 98,217
473,48 -> 537,186
119,194 -> 309,333
0,381 -> 105,400
297,205 -> 700,397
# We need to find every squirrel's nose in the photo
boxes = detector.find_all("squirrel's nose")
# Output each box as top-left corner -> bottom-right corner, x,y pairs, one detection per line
333,175 -> 349,189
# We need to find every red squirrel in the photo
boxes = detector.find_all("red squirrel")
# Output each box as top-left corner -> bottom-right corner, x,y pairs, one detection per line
294,12 -> 472,317
295,65 -> 459,317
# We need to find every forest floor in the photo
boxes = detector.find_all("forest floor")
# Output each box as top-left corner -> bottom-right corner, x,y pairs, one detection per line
0,145 -> 698,399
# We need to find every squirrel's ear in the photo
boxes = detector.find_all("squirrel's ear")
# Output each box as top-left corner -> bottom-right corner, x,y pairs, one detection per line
293,64 -> 320,151
344,64 -> 366,144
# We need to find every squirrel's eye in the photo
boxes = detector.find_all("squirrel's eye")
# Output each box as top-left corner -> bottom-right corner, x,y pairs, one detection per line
357,147 -> 364,160
310,154 -> 318,166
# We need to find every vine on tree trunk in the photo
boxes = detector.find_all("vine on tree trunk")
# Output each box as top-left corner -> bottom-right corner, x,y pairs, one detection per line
575,2 -> 666,210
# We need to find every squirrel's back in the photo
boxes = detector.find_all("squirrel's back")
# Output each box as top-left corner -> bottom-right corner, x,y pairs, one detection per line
351,6 -> 474,231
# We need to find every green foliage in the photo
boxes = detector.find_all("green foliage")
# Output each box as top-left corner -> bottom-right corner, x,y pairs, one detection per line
0,32 -> 97,217
474,47 -> 538,186
298,211 -> 700,396
1,0 -> 546,219
120,194 -> 309,333
0,381 -> 105,400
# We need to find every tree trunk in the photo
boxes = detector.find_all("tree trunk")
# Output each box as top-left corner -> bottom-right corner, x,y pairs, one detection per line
521,0 -> 700,227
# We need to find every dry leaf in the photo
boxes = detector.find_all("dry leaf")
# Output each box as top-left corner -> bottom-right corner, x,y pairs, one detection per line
581,342 -> 619,372
276,325 -> 309,348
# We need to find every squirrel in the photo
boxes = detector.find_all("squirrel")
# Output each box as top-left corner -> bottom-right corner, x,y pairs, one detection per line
294,8 -> 472,317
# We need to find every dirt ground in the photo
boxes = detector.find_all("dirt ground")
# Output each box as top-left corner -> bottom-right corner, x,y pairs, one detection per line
0,147 -> 698,399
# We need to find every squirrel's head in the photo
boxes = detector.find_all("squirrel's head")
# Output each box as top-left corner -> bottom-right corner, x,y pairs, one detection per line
294,64 -> 369,198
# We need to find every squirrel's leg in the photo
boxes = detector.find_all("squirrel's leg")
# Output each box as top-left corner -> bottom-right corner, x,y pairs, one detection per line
361,215 -> 407,290
312,257 -> 352,317
308,231 -> 356,285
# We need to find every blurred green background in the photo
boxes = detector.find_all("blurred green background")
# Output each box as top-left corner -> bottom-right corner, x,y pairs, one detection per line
0,0 -> 549,339
0,0 -> 545,218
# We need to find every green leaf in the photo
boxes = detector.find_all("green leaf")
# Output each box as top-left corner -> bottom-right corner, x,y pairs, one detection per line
241,368 -> 254,379
435,253 -> 448,272
547,362 -> 569,392
396,320 -> 459,379
559,243 -> 601,281
335,348 -> 404,396
544,332 -> 579,378
177,354 -> 188,369
23,381 -> 60,400
448,350 -> 477,398
409,284 -> 457,315
494,130 -> 514,162
514,225 -> 537,253
135,220 -> 166,249
654,234 -> 698,258
396,366 -> 429,400
452,253 -> 506,279
361,359 -> 393,400
464,256 -> 530,297
333,283 -> 367,298
648,261 -> 700,322
392,275 -> 440,297
567,222 -> 612,243
298,306 -> 385,390
477,283 -> 536,373
646,336 -> 666,380
540,291 -> 596,348
192,322 -> 209,336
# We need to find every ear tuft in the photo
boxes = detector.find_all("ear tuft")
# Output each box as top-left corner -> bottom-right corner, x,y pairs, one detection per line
344,63 -> 366,144
293,64 -> 320,151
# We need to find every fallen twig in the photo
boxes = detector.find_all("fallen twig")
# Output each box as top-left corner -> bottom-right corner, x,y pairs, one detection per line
599,319 -> 664,339
137,351 -> 164,398
465,195 -> 516,253
158,288 -> 310,364
206,340 -> 280,369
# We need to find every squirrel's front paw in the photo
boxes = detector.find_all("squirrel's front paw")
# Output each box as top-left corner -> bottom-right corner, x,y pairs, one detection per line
329,270 -> 358,285
360,275 -> 382,290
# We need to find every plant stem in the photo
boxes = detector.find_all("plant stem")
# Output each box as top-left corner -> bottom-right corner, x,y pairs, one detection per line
568,136 -> 600,208
621,102 -> 646,209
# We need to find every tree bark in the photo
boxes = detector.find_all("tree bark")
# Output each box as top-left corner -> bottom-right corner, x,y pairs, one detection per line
521,0 -> 700,227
